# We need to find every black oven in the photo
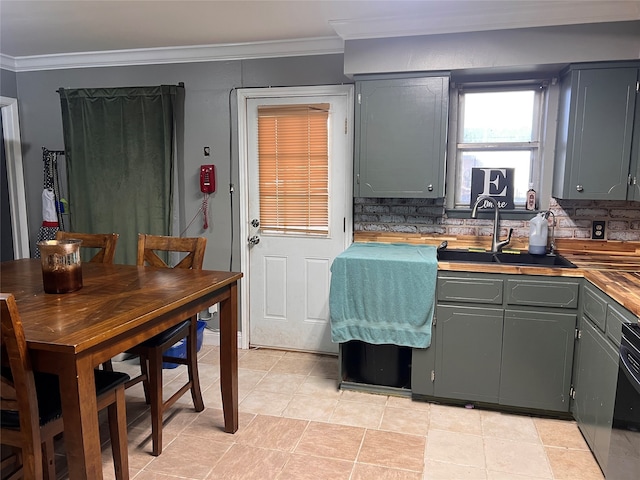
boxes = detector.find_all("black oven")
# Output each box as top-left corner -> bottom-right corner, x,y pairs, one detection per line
607,323 -> 640,479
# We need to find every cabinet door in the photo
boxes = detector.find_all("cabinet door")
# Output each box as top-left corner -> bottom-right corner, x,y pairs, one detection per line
434,305 -> 503,403
554,66 -> 638,200
632,145 -> 640,201
355,76 -> 448,198
412,341 -> 436,397
630,90 -> 640,201
500,309 -> 576,412
605,302 -> 637,349
573,316 -> 619,473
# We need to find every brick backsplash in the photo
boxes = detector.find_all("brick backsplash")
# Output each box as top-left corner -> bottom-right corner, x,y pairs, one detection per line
353,198 -> 640,242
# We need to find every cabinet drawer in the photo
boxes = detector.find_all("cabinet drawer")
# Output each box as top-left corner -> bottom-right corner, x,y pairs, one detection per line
605,303 -> 637,348
506,279 -> 579,309
583,284 -> 607,332
437,277 -> 503,305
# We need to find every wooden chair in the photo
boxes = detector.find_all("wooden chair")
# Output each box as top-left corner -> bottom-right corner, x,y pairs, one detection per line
124,234 -> 206,456
55,231 -> 119,264
0,293 -> 130,480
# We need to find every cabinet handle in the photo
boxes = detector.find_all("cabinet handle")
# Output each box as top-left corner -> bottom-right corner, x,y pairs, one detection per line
427,184 -> 433,192
576,185 -> 584,192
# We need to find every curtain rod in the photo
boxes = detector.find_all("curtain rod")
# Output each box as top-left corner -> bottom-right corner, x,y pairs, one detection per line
42,147 -> 65,156
56,83 -> 185,94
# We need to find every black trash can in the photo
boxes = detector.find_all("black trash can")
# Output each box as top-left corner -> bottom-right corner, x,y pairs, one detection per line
342,340 -> 411,388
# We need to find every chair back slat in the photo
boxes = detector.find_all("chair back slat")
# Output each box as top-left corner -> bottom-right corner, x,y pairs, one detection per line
0,293 -> 44,479
55,231 -> 119,264
136,234 -> 206,270
1,376 -> 19,410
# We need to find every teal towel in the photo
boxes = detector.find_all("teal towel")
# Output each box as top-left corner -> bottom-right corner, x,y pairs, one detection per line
329,242 -> 437,348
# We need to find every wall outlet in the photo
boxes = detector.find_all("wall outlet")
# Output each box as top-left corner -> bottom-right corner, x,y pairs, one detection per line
592,220 -> 606,240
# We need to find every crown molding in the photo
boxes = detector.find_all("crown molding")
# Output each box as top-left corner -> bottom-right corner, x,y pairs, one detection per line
330,2 -> 640,40
0,37 -> 344,73
0,55 -> 17,71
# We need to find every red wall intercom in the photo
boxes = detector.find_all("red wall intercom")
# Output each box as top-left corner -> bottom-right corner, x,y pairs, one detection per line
200,164 -> 215,193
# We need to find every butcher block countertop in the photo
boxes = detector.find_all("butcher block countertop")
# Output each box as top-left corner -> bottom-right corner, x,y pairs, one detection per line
582,270 -> 640,318
353,232 -> 640,319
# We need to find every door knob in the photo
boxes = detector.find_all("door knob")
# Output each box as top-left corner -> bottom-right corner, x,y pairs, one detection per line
248,235 -> 260,246
251,219 -> 260,228
576,185 -> 584,192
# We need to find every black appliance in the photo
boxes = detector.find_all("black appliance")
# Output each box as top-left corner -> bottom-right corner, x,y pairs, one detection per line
607,323 -> 640,479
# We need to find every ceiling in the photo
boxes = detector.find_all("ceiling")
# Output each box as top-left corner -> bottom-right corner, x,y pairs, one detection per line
1,0 -> 639,59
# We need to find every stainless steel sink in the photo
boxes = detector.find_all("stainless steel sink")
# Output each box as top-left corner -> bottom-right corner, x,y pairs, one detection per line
436,249 -> 577,268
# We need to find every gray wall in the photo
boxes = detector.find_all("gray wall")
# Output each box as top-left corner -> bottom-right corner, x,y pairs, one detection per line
8,54 -> 349,269
1,68 -> 18,97
344,21 -> 640,76
1,68 -> 18,260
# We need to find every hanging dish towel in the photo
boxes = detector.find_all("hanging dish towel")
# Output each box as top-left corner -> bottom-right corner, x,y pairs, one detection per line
329,242 -> 438,349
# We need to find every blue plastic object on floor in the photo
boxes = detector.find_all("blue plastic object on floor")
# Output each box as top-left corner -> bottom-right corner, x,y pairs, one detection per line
162,320 -> 206,369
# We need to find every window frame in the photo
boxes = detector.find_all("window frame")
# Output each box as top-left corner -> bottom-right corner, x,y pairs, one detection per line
445,78 -> 556,217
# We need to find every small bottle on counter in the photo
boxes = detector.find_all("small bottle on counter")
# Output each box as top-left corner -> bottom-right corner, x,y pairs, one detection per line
526,183 -> 537,211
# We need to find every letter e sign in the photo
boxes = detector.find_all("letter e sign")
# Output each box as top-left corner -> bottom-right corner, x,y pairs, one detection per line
470,168 -> 514,209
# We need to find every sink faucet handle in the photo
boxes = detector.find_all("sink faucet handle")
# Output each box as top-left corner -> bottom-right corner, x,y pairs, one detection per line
496,228 -> 513,252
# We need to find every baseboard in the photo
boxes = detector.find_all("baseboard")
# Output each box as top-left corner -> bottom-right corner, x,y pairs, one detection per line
203,328 -> 243,349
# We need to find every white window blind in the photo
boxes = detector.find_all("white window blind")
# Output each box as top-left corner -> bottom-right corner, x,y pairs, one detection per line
257,103 -> 330,235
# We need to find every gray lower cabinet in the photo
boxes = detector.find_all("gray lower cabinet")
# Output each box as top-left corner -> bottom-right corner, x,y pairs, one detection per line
433,304 -> 503,403
354,75 -> 449,198
500,309 -> 576,411
413,271 -> 579,413
572,280 -> 638,476
573,312 -> 618,476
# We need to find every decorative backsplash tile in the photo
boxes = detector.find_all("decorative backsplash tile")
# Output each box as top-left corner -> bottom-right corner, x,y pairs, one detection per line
354,198 -> 640,242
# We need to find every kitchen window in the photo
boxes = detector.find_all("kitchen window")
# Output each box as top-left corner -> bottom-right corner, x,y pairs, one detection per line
446,82 -> 548,212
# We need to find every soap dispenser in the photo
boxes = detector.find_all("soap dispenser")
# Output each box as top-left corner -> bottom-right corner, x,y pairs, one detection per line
528,212 -> 548,255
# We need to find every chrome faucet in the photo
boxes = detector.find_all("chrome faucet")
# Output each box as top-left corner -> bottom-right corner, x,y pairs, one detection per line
470,195 -> 513,253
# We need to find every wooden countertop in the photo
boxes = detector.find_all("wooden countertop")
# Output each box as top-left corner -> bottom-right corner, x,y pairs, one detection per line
582,270 -> 640,318
353,232 -> 640,319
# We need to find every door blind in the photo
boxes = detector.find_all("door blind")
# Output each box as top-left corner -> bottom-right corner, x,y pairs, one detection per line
257,103 -> 330,235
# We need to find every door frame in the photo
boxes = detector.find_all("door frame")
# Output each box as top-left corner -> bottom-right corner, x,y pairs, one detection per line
237,85 -> 354,350
1,96 -> 30,259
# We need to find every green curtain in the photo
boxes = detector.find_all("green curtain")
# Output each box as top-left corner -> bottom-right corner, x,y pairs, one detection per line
59,85 -> 181,265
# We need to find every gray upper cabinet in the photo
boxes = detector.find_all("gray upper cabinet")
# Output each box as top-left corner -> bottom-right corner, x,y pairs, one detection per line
553,63 -> 640,200
354,75 -> 449,198
631,89 -> 640,201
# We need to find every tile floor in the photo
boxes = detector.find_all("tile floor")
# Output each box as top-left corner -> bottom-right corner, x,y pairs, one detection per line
54,346 -> 604,479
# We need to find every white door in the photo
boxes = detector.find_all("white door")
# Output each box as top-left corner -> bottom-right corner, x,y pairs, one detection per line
240,86 -> 353,353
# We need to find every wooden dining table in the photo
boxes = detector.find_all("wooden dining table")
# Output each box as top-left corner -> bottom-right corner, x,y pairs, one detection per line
1,258 -> 243,479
